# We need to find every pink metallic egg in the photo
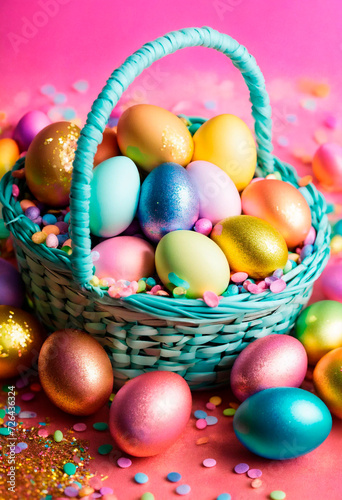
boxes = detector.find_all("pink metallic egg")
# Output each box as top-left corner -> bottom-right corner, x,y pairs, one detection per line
109,371 -> 192,457
230,334 -> 308,402
321,261 -> 342,302
13,110 -> 51,152
312,142 -> 342,191
92,236 -> 155,281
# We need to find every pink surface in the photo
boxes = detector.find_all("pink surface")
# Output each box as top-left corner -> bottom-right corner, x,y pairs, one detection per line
1,2 -> 342,499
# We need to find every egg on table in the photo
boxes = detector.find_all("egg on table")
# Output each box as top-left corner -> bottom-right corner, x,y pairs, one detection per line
241,179 -> 312,248
138,162 -> 199,242
211,215 -> 288,279
155,230 -> 230,299
89,156 -> 140,237
117,104 -> 194,172
192,114 -> 257,191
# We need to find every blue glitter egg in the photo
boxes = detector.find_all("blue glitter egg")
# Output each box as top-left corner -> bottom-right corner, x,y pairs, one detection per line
233,387 -> 332,460
138,162 -> 199,242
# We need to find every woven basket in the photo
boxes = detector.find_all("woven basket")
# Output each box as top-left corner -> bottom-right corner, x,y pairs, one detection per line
0,27 -> 330,389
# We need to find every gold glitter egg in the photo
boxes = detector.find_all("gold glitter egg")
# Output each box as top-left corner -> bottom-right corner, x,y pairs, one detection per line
241,179 -> 312,248
313,347 -> 342,419
192,114 -> 257,191
295,300 -> 342,364
0,305 -> 45,379
38,329 -> 114,415
211,215 -> 288,279
117,104 -> 194,172
25,121 -> 80,207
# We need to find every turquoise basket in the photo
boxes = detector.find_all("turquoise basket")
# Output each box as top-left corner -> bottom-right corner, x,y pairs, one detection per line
0,27 -> 330,389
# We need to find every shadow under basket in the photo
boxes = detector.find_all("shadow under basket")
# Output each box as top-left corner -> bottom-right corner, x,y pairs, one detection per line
0,27 -> 331,389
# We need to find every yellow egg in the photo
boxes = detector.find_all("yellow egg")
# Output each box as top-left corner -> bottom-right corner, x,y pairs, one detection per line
117,104 -> 194,172
211,215 -> 288,279
0,138 -> 20,180
155,230 -> 230,299
192,114 -> 257,191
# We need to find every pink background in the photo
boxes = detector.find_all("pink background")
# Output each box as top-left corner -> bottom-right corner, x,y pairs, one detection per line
1,2 -> 342,499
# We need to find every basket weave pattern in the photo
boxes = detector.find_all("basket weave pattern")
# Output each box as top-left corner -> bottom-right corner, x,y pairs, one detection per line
0,28 -> 330,389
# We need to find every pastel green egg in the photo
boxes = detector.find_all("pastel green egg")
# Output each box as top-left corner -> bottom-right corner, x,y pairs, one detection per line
155,230 -> 230,299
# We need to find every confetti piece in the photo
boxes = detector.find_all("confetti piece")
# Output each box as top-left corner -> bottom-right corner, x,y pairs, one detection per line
117,457 -> 132,468
247,469 -> 262,478
203,458 -> 216,468
270,491 -> 286,500
40,84 -> 56,95
72,80 -> 89,93
64,486 -> 79,497
98,444 -> 113,455
209,396 -> 222,406
194,410 -> 207,419
251,479 -> 263,488
63,107 -> 77,120
204,100 -> 217,110
18,411 -> 37,418
196,437 -> 209,445
270,279 -> 287,293
230,272 -> 248,284
79,486 -> 95,497
100,487 -> 114,495
205,416 -> 218,426
93,422 -> 108,431
300,98 -> 317,111
21,392 -> 35,401
17,442 -> 28,450
176,484 -> 191,495
63,463 -> 77,475
89,477 -> 103,490
276,135 -> 289,147
234,463 -> 249,474
223,408 -> 236,416
206,402 -> 216,410
30,382 -> 42,392
38,428 -> 49,437
53,93 -> 67,105
167,472 -> 182,483
54,430 -> 63,442
196,419 -> 207,430
217,494 -> 231,500
286,114 -> 297,123
134,472 -> 149,484
141,493 -> 154,500
298,175 -> 313,187
73,423 -> 87,432
0,428 -> 11,436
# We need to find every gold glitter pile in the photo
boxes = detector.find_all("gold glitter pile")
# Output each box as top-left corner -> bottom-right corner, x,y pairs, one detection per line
0,422 -> 93,500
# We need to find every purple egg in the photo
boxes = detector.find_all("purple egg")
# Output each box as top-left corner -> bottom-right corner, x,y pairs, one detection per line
13,111 -> 51,152
0,258 -> 25,307
230,334 -> 308,402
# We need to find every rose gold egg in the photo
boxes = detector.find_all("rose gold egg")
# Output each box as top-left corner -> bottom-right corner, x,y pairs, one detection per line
94,127 -> 120,167
241,179 -> 311,248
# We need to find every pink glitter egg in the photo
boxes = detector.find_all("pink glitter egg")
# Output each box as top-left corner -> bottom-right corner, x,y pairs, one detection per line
13,110 -> 51,152
312,143 -> 342,191
230,334 -> 308,402
109,371 -> 192,457
321,261 -> 342,302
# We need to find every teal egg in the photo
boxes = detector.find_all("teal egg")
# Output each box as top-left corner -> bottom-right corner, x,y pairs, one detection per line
233,387 -> 332,459
89,157 -> 140,237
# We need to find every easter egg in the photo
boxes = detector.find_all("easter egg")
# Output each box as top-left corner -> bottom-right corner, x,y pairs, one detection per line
186,160 -> 241,224
13,110 -> 51,152
230,334 -> 308,402
109,371 -> 192,457
312,143 -> 342,191
211,216 -> 288,279
92,236 -> 155,281
138,162 -> 199,242
0,138 -> 20,180
0,306 -> 45,379
117,104 -> 193,172
94,127 -> 120,167
25,121 -> 80,207
233,387 -> 332,459
89,156 -> 140,237
155,230 -> 230,299
241,179 -> 312,248
38,329 -> 113,415
0,258 -> 25,308
321,262 -> 342,302
192,114 -> 257,191
295,300 -> 342,364
313,347 -> 342,419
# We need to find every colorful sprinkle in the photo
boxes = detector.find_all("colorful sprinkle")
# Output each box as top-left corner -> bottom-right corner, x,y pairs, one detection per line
176,484 -> 191,495
100,487 -> 114,495
93,422 -> 108,431
64,486 -> 79,497
117,457 -> 132,468
231,272 -> 249,283
21,392 -> 35,401
194,410 -> 207,419
251,479 -> 263,488
98,444 -> 113,455
223,408 -> 236,416
72,80 -> 89,93
206,402 -> 216,410
196,419 -> 207,430
203,290 -> 219,308
216,494 -> 231,500
18,411 -> 37,419
203,458 -> 216,468
234,463 -> 249,474
270,279 -> 286,293
63,462 -> 77,476
134,473 -> 149,484
73,423 -> 87,432
209,396 -> 222,406
205,416 -> 218,426
140,493 -> 154,500
167,472 -> 182,483
54,430 -> 63,442
196,437 -> 209,445
247,469 -> 262,478
270,491 -> 286,500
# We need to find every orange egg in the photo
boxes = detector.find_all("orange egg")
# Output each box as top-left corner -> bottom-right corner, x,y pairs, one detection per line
94,127 -> 120,167
0,138 -> 20,180
241,179 -> 311,248
117,104 -> 194,172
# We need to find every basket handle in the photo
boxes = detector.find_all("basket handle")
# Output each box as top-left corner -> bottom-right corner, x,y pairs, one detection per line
70,26 -> 273,286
